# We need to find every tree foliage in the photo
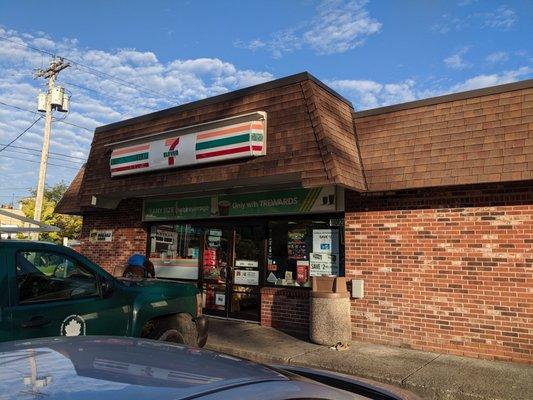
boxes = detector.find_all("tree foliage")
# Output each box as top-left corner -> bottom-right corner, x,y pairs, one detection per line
21,182 -> 81,243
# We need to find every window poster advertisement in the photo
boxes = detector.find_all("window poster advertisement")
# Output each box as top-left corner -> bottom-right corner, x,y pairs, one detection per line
296,260 -> 309,284
288,228 -> 307,260
215,293 -> 225,306
234,269 -> 259,285
309,252 -> 339,276
313,229 -> 339,254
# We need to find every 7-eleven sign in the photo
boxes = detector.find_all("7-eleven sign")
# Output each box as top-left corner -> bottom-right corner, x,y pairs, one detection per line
163,137 -> 180,166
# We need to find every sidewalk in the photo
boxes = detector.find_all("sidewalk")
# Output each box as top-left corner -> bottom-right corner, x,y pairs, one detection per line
205,318 -> 533,400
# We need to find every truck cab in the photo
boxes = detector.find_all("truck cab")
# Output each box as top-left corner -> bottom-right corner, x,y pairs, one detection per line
0,240 -> 208,346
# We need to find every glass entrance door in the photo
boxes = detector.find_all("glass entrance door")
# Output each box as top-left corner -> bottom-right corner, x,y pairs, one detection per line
230,225 -> 263,320
201,225 -> 263,321
201,228 -> 232,318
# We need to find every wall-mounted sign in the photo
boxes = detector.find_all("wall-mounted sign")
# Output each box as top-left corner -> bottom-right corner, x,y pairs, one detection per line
143,186 -> 340,221
89,229 -> 113,243
110,112 -> 267,177
234,269 -> 259,285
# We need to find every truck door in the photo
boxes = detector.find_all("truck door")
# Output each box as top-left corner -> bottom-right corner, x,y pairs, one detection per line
6,247 -> 130,340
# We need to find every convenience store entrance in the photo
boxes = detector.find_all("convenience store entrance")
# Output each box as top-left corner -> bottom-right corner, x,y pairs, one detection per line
201,224 -> 264,321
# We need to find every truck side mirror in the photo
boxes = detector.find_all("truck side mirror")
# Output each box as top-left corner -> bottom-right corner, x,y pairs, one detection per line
100,277 -> 114,298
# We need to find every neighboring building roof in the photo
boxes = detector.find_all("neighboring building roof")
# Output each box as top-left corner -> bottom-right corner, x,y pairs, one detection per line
354,80 -> 533,191
354,79 -> 533,118
0,207 -> 26,227
56,74 -> 533,215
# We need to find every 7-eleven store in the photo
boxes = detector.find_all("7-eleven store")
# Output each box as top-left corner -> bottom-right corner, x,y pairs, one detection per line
100,110 -> 344,323
58,73 -> 532,363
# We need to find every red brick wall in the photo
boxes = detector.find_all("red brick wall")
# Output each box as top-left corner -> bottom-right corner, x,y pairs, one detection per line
261,287 -> 310,335
345,183 -> 533,363
79,199 -> 148,274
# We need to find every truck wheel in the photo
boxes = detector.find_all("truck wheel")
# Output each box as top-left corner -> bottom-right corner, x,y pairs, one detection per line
150,314 -> 198,347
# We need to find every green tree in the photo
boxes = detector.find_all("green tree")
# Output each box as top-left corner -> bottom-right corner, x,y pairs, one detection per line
21,182 -> 82,243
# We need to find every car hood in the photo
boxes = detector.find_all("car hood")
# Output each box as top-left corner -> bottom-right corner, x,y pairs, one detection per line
0,336 -> 287,400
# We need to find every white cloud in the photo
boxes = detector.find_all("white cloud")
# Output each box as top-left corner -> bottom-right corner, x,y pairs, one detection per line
329,66 -> 532,110
444,47 -> 471,70
486,51 -> 509,64
328,78 -> 416,109
235,0 -> 381,57
448,66 -> 532,92
433,4 -> 517,34
233,39 -> 266,51
303,0 -> 382,55
479,5 -> 517,30
0,27 -> 274,198
458,0 -> 478,6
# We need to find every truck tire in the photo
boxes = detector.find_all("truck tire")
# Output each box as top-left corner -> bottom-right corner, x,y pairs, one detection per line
150,314 -> 198,347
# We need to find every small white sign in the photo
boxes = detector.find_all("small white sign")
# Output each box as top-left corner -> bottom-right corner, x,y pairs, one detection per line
267,272 -> 277,283
89,229 -> 113,243
313,229 -> 339,253
235,260 -> 258,268
310,252 -> 339,276
215,293 -> 225,306
234,269 -> 259,285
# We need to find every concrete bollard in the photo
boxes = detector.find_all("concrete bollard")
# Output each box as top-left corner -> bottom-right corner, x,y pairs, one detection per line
309,276 -> 351,346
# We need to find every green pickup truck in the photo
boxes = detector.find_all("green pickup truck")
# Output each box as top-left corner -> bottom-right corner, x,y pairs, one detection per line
0,240 -> 208,346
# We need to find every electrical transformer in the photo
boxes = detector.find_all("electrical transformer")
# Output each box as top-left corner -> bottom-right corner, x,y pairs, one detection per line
50,86 -> 64,107
37,93 -> 47,112
58,94 -> 70,113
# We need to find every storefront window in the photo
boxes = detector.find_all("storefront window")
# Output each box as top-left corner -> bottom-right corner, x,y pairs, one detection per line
149,224 -> 201,280
267,219 -> 343,287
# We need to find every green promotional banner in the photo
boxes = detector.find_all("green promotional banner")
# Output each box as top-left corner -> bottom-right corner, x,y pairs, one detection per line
144,197 -> 211,221
143,186 -> 337,221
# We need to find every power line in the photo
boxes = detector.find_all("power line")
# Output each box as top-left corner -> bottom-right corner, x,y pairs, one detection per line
53,118 -> 93,132
59,80 -> 162,112
1,148 -> 84,164
0,35 -> 180,105
0,153 -> 80,170
0,117 -> 43,153
0,101 -> 93,132
0,101 -> 41,118
0,142 -> 86,161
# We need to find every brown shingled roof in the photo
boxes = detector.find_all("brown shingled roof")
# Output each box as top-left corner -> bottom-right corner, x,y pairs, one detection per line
57,75 -> 533,215
55,165 -> 85,214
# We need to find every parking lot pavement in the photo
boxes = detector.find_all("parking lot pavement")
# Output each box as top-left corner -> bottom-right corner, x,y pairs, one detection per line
205,318 -> 533,400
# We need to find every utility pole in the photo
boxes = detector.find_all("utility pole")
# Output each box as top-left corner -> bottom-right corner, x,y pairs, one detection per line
32,58 -> 69,240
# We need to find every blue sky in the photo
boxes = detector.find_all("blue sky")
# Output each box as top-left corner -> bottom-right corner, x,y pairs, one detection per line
0,0 -> 531,203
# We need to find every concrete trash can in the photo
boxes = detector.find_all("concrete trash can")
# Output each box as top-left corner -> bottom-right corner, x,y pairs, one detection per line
309,276 -> 351,346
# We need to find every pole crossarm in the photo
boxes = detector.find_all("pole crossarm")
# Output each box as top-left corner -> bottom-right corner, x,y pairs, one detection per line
0,208 -> 60,232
